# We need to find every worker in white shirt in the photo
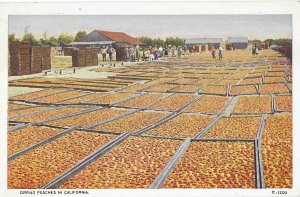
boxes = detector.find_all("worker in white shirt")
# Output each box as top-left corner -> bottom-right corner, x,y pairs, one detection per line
218,46 -> 223,60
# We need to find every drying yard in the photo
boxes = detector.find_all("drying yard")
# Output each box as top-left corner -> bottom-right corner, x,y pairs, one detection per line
8,50 -> 292,189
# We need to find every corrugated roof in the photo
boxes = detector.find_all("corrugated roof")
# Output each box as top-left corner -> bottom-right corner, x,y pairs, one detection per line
95,30 -> 143,45
185,38 -> 222,45
227,37 -> 248,43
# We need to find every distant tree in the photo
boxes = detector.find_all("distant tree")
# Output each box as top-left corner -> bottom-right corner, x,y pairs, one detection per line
249,38 -> 291,47
49,36 -> 59,46
264,39 -> 274,45
43,31 -> 47,40
165,37 -> 175,47
39,38 -> 47,45
153,38 -> 165,47
22,32 -> 40,45
58,33 -> 74,47
21,25 -> 41,45
8,33 -> 17,42
138,36 -> 153,47
74,31 -> 87,42
165,37 -> 184,47
175,37 -> 184,47
139,36 -> 184,48
273,38 -> 292,46
39,31 -> 50,45
40,38 -> 53,46
249,39 -> 262,45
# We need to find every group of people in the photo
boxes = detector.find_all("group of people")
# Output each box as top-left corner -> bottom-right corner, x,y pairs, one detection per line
211,45 -> 223,60
101,45 -> 115,62
170,46 -> 187,59
97,43 -> 263,63
124,46 -> 141,62
123,45 -> 186,62
210,43 -> 260,60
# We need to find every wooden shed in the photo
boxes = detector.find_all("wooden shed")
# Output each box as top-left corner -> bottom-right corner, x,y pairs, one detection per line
70,30 -> 144,50
227,37 -> 248,50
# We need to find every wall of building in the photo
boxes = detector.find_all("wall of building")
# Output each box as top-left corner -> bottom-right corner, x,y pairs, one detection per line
72,44 -> 105,51
231,43 -> 248,49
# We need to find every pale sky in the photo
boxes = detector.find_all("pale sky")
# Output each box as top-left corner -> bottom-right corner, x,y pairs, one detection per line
9,15 -> 292,40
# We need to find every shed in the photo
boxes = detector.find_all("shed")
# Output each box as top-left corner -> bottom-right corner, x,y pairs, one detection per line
71,30 -> 143,50
184,38 -> 222,51
227,37 -> 248,49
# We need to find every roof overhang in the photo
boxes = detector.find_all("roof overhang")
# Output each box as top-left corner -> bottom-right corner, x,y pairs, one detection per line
70,41 -> 116,45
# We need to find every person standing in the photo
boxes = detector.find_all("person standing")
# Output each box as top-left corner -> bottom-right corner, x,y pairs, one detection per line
218,46 -> 223,60
177,46 -> 182,59
101,46 -> 107,62
154,48 -> 158,60
171,46 -> 175,57
147,48 -> 151,61
135,45 -> 141,61
125,47 -> 129,61
211,46 -> 216,60
107,45 -> 114,62
158,46 -> 163,58
255,46 -> 259,56
183,46 -> 187,56
130,47 -> 135,62
142,48 -> 146,61
252,44 -> 256,56
150,47 -> 155,61
164,46 -> 169,56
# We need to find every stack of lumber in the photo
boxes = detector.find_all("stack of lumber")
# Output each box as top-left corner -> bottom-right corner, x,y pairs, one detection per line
8,41 -> 52,75
9,41 -> 31,75
85,47 -> 93,67
72,49 -> 86,67
30,46 -> 42,74
42,46 -> 51,70
115,46 -> 126,61
91,48 -> 99,66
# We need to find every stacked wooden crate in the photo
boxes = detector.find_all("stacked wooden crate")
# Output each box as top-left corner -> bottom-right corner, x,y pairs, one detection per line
85,47 -> 93,67
8,41 -> 52,76
115,46 -> 126,61
42,46 -> 51,70
9,42 -> 19,75
9,41 -> 31,75
30,46 -> 42,74
72,49 -> 86,67
20,51 -> 31,75
91,48 -> 99,66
